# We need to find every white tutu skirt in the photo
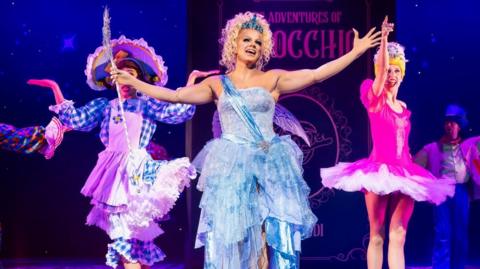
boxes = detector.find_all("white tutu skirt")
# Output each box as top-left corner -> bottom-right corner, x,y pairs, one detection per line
321,158 -> 455,205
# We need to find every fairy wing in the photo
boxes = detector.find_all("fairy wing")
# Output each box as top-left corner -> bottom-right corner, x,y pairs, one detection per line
274,104 -> 311,146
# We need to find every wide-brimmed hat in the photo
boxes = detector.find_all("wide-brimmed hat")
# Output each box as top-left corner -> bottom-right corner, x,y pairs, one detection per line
445,104 -> 468,129
85,35 -> 168,91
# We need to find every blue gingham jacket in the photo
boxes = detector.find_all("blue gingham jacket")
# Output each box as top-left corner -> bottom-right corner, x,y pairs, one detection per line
52,96 -> 195,148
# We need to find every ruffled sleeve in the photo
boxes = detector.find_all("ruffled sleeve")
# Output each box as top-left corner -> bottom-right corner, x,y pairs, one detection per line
49,98 -> 109,132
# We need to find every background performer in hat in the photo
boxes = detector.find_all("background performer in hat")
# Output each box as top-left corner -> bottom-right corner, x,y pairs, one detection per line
415,104 -> 480,269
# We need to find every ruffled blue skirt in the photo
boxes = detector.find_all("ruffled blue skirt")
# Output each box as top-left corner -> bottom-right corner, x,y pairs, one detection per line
193,135 -> 317,269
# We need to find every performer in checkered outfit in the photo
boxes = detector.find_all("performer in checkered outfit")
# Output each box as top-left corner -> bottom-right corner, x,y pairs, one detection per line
38,36 -> 210,269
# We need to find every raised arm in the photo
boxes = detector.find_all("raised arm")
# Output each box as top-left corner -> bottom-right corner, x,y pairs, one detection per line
371,16 -> 394,97
274,27 -> 381,95
27,79 -> 65,105
112,69 -> 217,105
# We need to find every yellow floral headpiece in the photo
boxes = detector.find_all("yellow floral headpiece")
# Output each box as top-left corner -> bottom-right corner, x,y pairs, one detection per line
374,42 -> 407,77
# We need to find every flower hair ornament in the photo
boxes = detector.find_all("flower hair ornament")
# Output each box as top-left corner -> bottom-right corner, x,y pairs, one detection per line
374,42 -> 408,77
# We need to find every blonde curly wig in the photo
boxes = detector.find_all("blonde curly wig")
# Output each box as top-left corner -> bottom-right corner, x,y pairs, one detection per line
219,12 -> 274,73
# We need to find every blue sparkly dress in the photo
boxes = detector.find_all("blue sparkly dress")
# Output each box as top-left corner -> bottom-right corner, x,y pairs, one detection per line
193,75 -> 317,269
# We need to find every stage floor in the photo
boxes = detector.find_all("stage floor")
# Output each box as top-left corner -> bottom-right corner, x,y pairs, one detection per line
1,259 -> 479,269
0,259 -> 183,269
408,267 -> 480,269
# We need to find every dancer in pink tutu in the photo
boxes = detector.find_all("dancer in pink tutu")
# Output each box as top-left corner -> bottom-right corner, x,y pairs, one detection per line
31,36 -> 216,269
321,17 -> 455,269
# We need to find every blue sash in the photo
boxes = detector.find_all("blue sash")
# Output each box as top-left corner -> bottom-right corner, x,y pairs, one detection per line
220,75 -> 270,151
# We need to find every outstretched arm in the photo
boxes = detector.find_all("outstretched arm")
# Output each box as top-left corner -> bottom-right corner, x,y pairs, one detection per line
186,69 -> 219,86
112,70 -> 218,105
274,27 -> 382,95
143,70 -> 219,124
27,79 -> 65,105
371,16 -> 394,97
28,78 -> 107,131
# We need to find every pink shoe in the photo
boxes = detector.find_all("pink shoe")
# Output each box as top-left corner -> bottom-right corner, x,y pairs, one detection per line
42,117 -> 69,159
